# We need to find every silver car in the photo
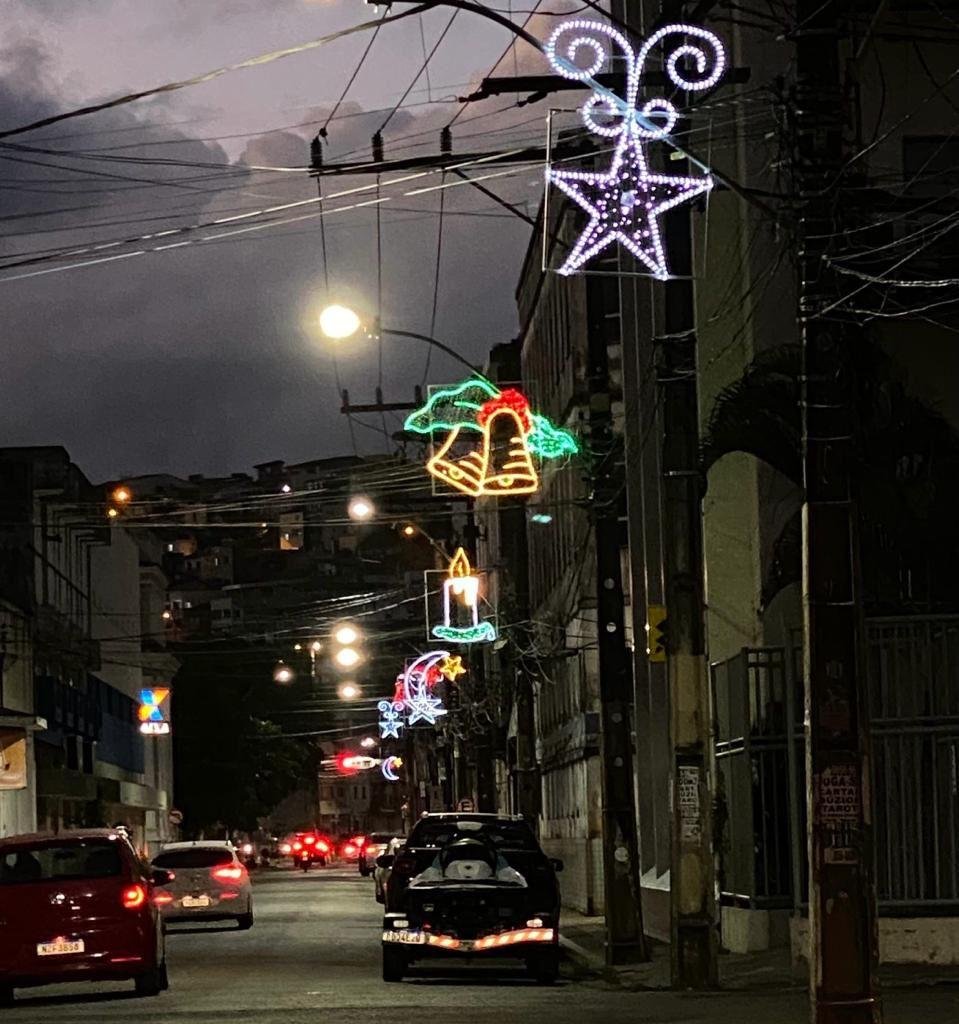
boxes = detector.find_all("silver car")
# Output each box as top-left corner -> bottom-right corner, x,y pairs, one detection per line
151,841 -> 254,929
374,836 -> 404,904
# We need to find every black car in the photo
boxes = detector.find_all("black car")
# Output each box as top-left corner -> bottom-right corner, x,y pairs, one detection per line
378,813 -> 562,984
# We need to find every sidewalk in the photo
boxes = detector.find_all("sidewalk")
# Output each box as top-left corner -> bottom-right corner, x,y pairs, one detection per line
559,910 -> 959,1021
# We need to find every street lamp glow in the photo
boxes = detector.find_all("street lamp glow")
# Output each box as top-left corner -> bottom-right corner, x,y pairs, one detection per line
334,624 -> 361,646
319,304 -> 362,340
348,496 -> 375,521
338,682 -> 361,700
273,661 -> 295,685
311,640 -> 322,653
112,486 -> 132,504
402,524 -> 416,537
334,647 -> 361,669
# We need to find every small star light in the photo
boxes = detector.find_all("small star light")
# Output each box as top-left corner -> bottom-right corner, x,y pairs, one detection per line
378,700 -> 404,740
406,693 -> 448,727
545,21 -> 726,279
439,655 -> 467,682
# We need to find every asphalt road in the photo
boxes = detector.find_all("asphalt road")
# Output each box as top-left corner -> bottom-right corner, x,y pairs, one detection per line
3,867 -> 958,1023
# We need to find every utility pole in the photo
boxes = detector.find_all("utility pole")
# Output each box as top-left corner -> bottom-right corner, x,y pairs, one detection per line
587,269 -> 648,965
793,0 -> 881,1020
619,0 -> 717,988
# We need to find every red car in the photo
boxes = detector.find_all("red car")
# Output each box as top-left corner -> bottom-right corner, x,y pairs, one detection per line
0,829 -> 171,1004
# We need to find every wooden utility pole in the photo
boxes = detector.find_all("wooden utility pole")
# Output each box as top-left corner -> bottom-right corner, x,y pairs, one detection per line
793,1 -> 881,1021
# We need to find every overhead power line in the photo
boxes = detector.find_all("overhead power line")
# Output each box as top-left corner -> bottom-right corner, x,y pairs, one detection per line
0,5 -> 435,141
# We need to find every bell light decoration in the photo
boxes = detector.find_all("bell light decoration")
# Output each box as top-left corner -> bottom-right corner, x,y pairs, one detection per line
432,548 -> 497,644
404,378 -> 577,498
544,21 -> 725,279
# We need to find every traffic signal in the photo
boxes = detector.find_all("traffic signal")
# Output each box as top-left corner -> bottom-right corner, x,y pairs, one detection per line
646,604 -> 667,663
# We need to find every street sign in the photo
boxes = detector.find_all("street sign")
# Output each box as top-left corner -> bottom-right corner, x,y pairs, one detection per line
457,797 -> 475,812
168,808 -> 183,826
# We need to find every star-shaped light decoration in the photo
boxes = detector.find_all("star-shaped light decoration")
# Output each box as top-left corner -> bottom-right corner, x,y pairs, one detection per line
377,699 -> 404,740
438,654 -> 467,682
544,20 -> 725,280
406,693 -> 448,727
550,130 -> 712,280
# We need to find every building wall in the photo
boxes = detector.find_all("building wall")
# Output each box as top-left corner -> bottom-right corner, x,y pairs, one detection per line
0,602 -> 37,838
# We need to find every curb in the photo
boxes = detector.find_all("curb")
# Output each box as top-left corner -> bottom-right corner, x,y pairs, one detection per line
559,935 -> 609,978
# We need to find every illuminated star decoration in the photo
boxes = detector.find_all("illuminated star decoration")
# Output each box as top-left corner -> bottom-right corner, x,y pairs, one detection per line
545,21 -> 726,279
438,655 -> 467,682
377,699 -> 404,740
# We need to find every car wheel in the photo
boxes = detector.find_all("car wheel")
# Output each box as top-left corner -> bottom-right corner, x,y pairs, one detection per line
526,949 -> 560,986
0,984 -> 14,1006
237,910 -> 254,930
382,945 -> 406,983
134,963 -> 165,997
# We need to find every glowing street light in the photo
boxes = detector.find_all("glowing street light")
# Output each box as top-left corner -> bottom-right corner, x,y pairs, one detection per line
319,304 -> 362,340
348,496 -> 375,521
338,682 -> 361,700
334,624 -> 361,646
334,647 -> 361,670
273,661 -> 295,685
402,524 -> 417,537
112,486 -> 132,504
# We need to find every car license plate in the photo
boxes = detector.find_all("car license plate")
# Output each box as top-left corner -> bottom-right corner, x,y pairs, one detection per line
182,895 -> 211,908
384,930 -> 426,945
37,939 -> 84,956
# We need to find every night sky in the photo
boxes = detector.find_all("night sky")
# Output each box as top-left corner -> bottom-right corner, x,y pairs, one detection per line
1,1 -> 567,481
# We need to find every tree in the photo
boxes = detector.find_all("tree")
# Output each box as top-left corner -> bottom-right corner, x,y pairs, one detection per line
701,339 -> 959,611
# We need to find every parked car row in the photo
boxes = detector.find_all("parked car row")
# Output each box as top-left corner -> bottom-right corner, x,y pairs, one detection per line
0,830 -> 256,1005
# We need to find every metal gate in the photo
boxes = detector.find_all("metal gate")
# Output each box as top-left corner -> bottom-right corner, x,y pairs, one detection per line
712,615 -> 959,913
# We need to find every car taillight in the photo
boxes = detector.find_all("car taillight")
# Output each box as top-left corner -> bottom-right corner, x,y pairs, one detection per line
292,841 -> 302,852
212,866 -> 244,881
304,836 -> 316,845
343,844 -> 357,857
316,840 -> 330,853
352,835 -> 367,848
279,843 -> 292,855
153,892 -> 175,906
122,885 -> 147,909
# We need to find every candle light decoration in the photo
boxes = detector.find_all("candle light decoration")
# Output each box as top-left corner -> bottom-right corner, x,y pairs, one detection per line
544,20 -> 725,279
431,547 -> 497,644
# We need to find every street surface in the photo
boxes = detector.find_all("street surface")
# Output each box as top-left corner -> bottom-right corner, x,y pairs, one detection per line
2,867 -> 957,1023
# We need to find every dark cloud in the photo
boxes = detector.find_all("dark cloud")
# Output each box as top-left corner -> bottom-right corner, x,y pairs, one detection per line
0,25 -> 534,481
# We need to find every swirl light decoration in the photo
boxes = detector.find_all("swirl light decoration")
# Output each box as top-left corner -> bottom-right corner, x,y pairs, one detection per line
544,21 -> 725,279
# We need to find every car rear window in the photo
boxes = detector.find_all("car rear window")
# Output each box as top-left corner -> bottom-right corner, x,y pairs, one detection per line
153,847 -> 234,869
0,840 -> 122,884
408,819 -> 539,851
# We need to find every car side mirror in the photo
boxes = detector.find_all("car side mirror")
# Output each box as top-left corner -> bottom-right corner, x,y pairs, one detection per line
550,858 -> 564,873
151,868 -> 175,886
376,854 -> 395,869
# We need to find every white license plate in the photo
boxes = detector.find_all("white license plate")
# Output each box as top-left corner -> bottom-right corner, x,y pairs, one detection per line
37,940 -> 84,956
384,930 -> 426,945
181,895 -> 211,908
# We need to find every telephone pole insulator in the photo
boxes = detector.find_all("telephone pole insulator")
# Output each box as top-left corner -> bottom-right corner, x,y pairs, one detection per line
372,131 -> 384,164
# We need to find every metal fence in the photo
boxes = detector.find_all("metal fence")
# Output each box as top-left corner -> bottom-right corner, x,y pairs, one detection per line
712,615 -> 959,914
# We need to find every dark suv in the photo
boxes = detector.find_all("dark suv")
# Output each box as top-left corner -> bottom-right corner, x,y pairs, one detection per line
379,813 -> 562,984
